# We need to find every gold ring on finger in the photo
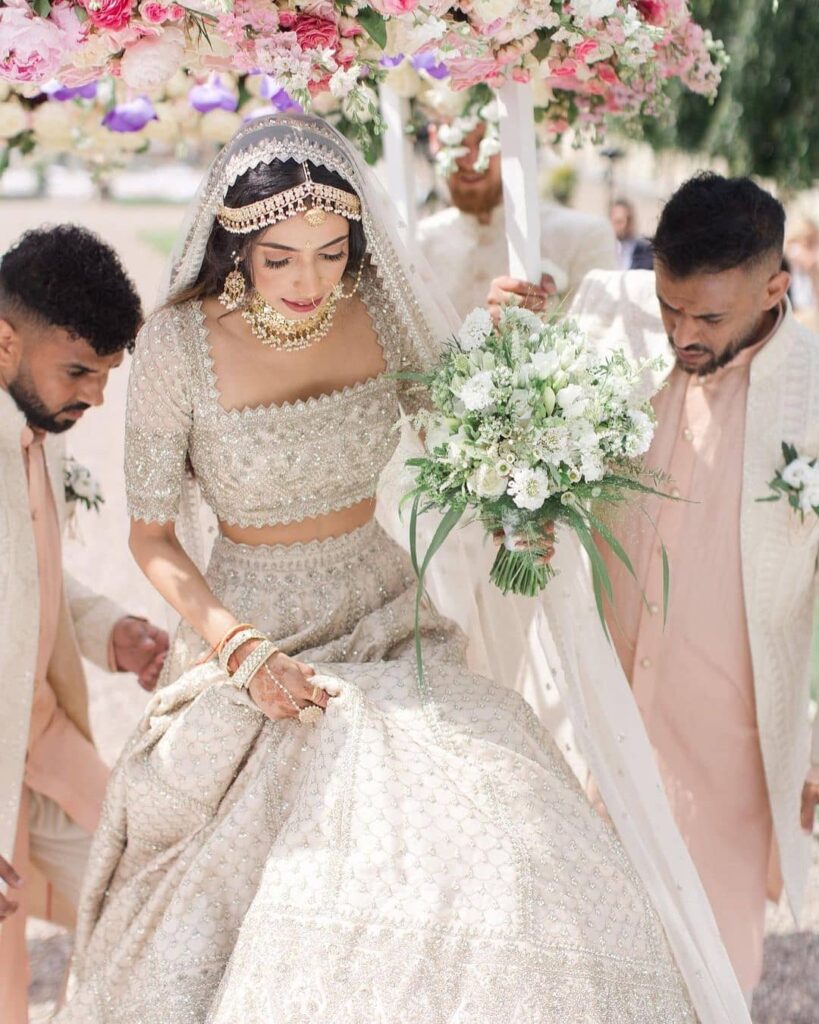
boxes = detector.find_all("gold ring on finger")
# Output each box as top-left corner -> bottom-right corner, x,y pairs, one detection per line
310,684 -> 323,703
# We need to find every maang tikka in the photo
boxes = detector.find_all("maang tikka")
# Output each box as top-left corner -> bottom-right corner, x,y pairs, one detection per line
219,252 -> 247,311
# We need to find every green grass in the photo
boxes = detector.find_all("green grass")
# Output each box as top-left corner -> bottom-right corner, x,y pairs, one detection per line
138,228 -> 178,257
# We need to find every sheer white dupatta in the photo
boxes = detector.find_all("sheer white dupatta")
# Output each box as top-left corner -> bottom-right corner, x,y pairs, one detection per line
160,113 -> 749,1024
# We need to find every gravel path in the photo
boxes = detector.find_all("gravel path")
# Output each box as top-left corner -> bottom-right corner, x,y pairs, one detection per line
2,198 -> 816,1022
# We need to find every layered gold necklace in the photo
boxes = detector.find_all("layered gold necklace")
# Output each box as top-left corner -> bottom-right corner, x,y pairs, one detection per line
241,285 -> 342,352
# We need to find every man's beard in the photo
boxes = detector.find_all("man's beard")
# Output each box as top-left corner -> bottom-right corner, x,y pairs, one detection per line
8,370 -> 87,433
670,316 -> 769,377
448,176 -> 503,217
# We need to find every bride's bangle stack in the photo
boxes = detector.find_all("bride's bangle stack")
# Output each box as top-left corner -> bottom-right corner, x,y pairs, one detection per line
217,626 -> 278,691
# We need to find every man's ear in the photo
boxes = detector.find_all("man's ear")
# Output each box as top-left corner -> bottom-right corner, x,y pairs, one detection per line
764,268 -> 791,311
0,317 -> 23,382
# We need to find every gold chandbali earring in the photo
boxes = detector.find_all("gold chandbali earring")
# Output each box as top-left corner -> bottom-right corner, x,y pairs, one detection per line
219,252 -> 246,311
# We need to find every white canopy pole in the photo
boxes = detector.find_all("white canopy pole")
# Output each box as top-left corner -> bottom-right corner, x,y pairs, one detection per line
378,83 -> 417,242
496,81 -> 541,282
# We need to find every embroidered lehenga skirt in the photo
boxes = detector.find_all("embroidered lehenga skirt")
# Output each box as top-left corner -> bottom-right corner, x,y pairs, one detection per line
60,521 -> 695,1024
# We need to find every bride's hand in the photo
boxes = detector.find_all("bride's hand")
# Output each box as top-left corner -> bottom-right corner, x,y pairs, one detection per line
492,520 -> 556,566
230,640 -> 327,722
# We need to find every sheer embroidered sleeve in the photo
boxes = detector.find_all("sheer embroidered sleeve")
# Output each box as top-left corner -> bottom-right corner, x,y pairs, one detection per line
124,304 -> 194,524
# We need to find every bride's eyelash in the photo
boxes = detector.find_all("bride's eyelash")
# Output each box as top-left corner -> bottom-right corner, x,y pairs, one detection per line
263,251 -> 347,270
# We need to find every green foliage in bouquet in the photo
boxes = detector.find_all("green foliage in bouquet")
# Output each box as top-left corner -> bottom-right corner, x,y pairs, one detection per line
403,307 -> 673,680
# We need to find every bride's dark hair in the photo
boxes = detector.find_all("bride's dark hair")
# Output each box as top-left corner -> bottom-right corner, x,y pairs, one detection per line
169,159 -> 367,307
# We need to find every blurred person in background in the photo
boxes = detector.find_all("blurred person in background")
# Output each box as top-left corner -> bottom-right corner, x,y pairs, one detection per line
418,111 -> 616,318
610,197 -> 654,271
785,215 -> 819,330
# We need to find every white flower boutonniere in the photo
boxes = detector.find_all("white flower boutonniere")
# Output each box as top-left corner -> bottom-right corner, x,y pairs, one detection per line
64,457 -> 104,513
758,442 -> 819,521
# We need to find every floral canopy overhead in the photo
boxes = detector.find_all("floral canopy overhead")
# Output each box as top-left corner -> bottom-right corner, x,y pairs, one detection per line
0,0 -> 724,167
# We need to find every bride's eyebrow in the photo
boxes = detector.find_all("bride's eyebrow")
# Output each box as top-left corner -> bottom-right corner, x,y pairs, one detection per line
259,235 -> 348,252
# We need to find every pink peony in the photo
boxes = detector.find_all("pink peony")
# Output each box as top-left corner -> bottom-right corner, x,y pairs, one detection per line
367,0 -> 421,13
447,54 -> 507,90
0,0 -> 82,84
279,12 -> 339,51
120,26 -> 184,90
81,0 -> 135,32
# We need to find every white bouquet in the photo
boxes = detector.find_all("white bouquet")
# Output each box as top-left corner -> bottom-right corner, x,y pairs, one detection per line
406,306 -> 669,626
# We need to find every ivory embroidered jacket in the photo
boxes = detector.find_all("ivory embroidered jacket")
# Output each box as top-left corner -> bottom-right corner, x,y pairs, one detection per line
570,270 -> 819,922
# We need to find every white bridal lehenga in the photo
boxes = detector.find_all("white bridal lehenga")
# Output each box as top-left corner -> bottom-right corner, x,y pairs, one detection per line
58,116 -> 745,1024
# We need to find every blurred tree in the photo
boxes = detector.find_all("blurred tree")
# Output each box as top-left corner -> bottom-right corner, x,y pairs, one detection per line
645,0 -> 819,191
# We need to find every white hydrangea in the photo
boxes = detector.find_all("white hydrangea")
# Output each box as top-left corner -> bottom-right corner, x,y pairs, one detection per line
458,308 -> 494,352
624,409 -> 654,458
508,466 -> 552,511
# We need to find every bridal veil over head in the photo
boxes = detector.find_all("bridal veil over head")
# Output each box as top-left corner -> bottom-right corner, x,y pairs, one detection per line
161,113 -> 749,1024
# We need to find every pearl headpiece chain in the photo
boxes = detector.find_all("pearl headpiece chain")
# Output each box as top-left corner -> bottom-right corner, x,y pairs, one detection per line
216,161 -> 362,234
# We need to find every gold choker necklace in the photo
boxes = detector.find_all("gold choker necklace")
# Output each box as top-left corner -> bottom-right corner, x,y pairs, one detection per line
241,287 -> 341,351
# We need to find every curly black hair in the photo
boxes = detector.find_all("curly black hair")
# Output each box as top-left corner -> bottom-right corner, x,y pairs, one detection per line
0,224 -> 143,354
652,173 -> 785,279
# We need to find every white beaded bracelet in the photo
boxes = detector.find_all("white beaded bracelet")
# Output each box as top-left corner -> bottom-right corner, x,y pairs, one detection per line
218,627 -> 268,677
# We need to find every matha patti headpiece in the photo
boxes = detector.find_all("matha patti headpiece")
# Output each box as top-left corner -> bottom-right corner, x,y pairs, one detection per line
216,161 -> 362,235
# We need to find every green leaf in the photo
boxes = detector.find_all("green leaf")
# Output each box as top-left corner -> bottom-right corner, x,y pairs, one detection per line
585,509 -> 637,582
357,8 -> 388,48
32,0 -> 52,16
783,441 -> 798,464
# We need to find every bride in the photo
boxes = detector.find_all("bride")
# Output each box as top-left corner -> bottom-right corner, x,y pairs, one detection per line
59,114 -> 711,1023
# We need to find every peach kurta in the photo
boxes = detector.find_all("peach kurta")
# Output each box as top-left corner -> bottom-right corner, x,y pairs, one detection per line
0,428 -> 108,1023
600,316 -> 783,992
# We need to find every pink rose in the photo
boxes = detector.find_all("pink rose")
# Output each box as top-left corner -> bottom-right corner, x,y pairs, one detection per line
368,0 -> 421,13
81,0 -> 134,31
120,25 -> 184,90
636,0 -> 667,26
549,58 -> 579,78
282,13 -> 339,51
140,2 -> 173,25
0,0 -> 81,83
572,38 -> 599,62
595,62 -> 619,86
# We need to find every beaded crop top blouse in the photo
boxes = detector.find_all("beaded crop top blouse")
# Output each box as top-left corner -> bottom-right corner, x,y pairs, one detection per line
124,270 -> 428,528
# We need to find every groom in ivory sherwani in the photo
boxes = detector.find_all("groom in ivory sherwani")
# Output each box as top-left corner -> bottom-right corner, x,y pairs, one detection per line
565,174 -> 819,1006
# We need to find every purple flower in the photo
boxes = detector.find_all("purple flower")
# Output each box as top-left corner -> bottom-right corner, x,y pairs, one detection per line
43,80 -> 98,101
412,52 -> 449,79
379,54 -> 404,68
188,75 -> 238,114
101,96 -> 157,133
254,75 -> 302,113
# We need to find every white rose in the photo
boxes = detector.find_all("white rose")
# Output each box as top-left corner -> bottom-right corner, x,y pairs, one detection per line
32,102 -> 79,147
555,383 -> 589,418
781,457 -> 815,489
472,0 -> 517,23
121,28 -> 186,92
0,101 -> 28,140
470,463 -> 509,498
384,61 -> 422,100
199,108 -> 242,144
569,0 -> 618,19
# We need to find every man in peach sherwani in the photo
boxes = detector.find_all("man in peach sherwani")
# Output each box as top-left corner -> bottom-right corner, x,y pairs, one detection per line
568,175 -> 819,1008
0,225 -> 169,1022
